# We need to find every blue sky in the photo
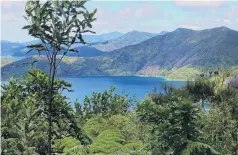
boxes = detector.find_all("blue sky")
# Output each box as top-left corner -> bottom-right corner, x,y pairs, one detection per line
1,0 -> 238,42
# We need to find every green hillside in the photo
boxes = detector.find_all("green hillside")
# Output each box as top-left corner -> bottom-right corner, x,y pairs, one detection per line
89,31 -> 158,52
2,27 -> 238,80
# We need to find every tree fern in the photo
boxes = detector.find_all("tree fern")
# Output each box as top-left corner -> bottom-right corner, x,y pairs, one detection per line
64,145 -> 89,155
54,136 -> 81,153
181,141 -> 219,155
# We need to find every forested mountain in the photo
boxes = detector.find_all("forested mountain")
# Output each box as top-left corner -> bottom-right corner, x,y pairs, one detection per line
104,26 -> 238,78
2,27 -> 238,80
1,31 -> 158,57
1,31 -> 157,57
89,31 -> 159,52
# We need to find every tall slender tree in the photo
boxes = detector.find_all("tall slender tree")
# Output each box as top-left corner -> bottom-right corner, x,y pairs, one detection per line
22,0 -> 97,154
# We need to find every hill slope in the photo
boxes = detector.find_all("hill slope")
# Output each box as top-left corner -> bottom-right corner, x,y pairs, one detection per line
2,27 -> 238,80
89,31 -> 158,52
105,27 -> 238,76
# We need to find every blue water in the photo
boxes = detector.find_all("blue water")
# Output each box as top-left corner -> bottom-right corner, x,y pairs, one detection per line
61,76 -> 186,104
2,76 -> 211,109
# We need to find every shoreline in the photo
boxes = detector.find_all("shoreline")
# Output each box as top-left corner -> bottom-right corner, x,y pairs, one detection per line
135,74 -> 188,81
1,74 -> 189,82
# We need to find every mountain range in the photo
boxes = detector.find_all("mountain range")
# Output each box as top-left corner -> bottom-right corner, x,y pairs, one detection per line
1,30 -> 158,57
1,27 -> 238,80
89,31 -> 159,52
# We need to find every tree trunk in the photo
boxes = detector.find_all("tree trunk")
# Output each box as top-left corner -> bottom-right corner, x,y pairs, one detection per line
48,47 -> 57,155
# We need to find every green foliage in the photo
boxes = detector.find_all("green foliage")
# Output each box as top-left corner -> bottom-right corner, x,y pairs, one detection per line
23,1 -> 97,152
24,0 -> 96,50
123,141 -> 144,151
63,145 -> 89,155
81,112 -> 147,154
1,72 -> 48,154
83,116 -> 107,139
2,67 -> 238,155
199,105 -> 236,155
90,128 -> 125,154
181,141 -> 219,155
1,69 -> 90,154
138,83 -> 220,155
165,66 -> 201,80
54,136 -> 81,152
82,86 -> 134,119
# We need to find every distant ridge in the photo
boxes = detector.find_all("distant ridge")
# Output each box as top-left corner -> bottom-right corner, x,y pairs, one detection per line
1,31 -> 124,57
89,30 -> 160,52
2,27 -> 238,80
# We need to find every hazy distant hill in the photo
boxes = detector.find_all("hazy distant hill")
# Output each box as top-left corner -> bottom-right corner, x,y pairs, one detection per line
83,31 -> 124,43
1,40 -> 105,57
2,27 -> 238,80
1,40 -> 26,56
89,31 -> 160,52
1,30 -> 159,57
1,32 -> 124,57
20,32 -> 124,45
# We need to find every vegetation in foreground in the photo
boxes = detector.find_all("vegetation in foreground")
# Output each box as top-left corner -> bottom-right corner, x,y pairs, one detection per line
1,1 -> 238,155
1,68 -> 238,155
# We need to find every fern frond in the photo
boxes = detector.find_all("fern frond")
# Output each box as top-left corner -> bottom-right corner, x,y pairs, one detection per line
64,145 -> 88,155
181,141 -> 219,155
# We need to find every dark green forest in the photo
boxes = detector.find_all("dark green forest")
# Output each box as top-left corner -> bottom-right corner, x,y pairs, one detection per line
1,1 -> 238,155
2,68 -> 238,154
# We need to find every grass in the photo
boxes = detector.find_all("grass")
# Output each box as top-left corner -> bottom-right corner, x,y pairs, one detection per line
165,66 -> 201,80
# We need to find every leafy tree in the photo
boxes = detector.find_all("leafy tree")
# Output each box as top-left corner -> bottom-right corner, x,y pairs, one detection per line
53,136 -> 89,154
200,104 -> 236,155
23,0 -> 96,153
1,69 -> 90,154
186,78 -> 216,109
1,91 -> 47,155
138,86 -> 219,155
82,86 -> 134,119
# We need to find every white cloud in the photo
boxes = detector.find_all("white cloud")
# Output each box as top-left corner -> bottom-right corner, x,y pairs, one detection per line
118,4 -> 159,19
175,1 -> 225,7
224,19 -> 231,23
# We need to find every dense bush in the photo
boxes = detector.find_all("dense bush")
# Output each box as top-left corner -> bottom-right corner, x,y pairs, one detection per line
1,69 -> 238,154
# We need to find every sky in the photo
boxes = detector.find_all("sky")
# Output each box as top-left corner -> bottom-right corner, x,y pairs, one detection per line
1,0 -> 238,42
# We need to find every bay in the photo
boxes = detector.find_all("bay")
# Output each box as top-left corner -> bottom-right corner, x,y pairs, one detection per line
61,76 -> 187,105
2,76 -> 210,109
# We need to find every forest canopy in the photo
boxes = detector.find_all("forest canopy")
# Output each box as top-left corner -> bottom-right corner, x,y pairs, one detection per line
1,68 -> 238,154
